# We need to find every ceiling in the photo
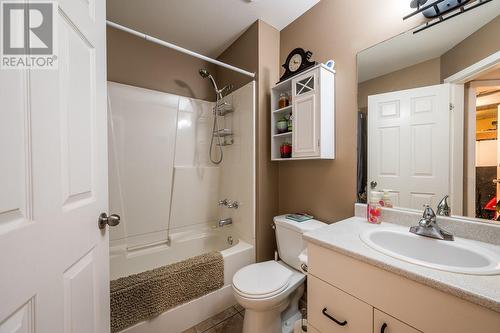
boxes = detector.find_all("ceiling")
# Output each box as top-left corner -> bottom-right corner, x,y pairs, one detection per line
357,2 -> 500,83
107,0 -> 320,58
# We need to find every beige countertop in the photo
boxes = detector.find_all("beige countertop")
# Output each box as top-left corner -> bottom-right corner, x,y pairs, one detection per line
303,217 -> 500,313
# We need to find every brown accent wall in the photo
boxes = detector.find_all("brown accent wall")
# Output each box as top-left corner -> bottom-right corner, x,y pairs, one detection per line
278,0 -> 424,223
214,20 -> 280,261
256,21 -> 280,261
441,16 -> 500,81
107,26 -> 216,101
358,58 -> 441,110
216,22 -> 258,92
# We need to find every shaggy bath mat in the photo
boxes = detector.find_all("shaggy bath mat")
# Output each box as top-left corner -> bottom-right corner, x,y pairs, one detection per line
110,251 -> 224,332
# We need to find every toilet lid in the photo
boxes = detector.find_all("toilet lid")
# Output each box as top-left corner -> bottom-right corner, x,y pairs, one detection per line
232,261 -> 293,298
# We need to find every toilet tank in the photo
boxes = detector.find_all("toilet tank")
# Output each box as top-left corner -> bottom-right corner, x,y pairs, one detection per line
274,215 -> 327,271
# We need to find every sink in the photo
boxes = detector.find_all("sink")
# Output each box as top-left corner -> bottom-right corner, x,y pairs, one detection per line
360,228 -> 500,275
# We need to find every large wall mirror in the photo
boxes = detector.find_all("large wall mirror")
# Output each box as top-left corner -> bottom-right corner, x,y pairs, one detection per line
357,2 -> 500,223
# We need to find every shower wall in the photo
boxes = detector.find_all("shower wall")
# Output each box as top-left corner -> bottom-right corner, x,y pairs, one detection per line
107,81 -> 255,270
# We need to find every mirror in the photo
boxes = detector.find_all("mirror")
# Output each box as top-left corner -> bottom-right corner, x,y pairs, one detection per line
357,3 -> 500,222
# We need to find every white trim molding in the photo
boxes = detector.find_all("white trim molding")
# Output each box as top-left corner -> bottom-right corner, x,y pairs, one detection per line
444,51 -> 500,84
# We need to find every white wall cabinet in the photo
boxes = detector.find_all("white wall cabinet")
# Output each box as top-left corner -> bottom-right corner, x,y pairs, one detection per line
271,64 -> 335,161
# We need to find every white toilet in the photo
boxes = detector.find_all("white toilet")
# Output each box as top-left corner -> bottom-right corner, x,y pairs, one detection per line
232,215 -> 326,333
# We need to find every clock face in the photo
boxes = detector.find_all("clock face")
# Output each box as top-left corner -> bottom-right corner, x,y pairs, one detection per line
289,54 -> 302,72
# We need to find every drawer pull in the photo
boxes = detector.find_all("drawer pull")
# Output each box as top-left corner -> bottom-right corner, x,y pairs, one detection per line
322,307 -> 347,326
381,323 -> 387,333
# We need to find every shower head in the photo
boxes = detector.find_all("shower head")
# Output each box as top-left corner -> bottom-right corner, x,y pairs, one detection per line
199,68 -> 226,99
199,69 -> 210,78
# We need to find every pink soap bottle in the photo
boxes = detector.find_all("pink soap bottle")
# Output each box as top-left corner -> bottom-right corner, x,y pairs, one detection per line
367,191 -> 382,224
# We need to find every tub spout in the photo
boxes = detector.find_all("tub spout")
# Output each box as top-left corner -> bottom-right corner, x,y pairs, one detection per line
218,218 -> 233,227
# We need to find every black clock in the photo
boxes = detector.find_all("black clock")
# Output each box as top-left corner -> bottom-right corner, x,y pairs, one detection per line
279,48 -> 316,83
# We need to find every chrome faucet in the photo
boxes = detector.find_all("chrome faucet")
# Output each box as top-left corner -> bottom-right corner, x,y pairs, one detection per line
218,217 -> 233,227
409,205 -> 454,241
436,195 -> 451,216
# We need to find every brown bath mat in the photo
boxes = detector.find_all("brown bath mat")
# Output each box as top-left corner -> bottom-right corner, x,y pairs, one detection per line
110,251 -> 224,332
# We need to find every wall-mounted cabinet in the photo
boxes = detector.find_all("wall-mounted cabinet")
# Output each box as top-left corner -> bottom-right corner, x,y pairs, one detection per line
271,64 -> 335,161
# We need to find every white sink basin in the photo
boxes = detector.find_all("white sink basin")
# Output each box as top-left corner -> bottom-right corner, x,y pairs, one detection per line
360,228 -> 500,275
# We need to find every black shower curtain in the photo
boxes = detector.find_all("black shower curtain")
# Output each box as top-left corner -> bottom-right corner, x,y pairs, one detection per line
357,111 -> 367,203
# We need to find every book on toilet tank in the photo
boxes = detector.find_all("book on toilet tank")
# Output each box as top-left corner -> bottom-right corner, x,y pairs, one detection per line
286,213 -> 314,222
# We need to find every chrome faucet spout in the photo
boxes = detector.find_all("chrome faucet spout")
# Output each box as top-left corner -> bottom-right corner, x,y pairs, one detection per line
409,205 -> 454,241
218,217 -> 233,228
437,195 -> 451,216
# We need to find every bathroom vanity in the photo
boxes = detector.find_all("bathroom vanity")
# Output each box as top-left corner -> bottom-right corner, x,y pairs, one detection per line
304,208 -> 500,333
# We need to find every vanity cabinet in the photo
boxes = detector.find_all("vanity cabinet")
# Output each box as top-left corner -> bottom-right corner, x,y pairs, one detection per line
307,243 -> 500,333
374,309 -> 420,333
271,64 -> 334,161
309,275 -> 372,333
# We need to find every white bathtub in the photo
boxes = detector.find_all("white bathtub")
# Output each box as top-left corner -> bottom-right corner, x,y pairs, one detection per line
111,226 -> 254,333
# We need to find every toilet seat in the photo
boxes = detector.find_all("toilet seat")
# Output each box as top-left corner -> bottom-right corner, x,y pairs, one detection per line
232,261 -> 293,299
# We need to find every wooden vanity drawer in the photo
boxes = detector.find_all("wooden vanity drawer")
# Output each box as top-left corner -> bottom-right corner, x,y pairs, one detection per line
308,275 -> 373,333
374,309 -> 421,333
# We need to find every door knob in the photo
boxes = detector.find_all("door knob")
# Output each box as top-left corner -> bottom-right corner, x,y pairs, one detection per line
98,213 -> 121,229
370,181 -> 378,189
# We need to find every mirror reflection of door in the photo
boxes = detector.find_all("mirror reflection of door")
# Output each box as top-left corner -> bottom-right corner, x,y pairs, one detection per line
367,84 -> 451,210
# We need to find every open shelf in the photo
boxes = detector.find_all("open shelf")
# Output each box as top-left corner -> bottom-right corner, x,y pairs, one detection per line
272,105 -> 292,114
273,131 -> 292,138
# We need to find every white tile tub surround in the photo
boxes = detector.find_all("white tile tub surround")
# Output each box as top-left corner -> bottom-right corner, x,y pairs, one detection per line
108,82 -> 256,267
218,83 -> 256,246
355,203 -> 500,246
108,82 -> 179,249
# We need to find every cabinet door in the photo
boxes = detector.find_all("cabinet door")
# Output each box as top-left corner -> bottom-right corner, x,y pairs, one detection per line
374,309 -> 421,333
308,275 -> 373,333
292,70 -> 320,158
293,93 -> 320,157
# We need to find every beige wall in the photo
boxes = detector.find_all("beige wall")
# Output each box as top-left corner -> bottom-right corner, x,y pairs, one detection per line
216,22 -> 258,93
441,15 -> 500,81
256,21 -> 280,261
358,58 -> 441,110
107,26 -> 216,101
278,0 -> 424,223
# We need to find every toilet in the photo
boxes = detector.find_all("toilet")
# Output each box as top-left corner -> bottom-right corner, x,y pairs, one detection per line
232,215 -> 326,333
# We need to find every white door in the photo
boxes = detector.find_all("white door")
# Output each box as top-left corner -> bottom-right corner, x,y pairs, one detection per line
0,1 -> 109,332
292,70 -> 320,158
368,84 -> 451,209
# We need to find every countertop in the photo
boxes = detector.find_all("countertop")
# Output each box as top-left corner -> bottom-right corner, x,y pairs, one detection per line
303,217 -> 500,313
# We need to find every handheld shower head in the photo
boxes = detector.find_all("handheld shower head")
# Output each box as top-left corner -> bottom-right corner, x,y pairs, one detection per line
198,69 -> 210,78
198,68 -> 220,96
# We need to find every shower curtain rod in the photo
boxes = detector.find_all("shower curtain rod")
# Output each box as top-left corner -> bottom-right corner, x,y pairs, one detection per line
106,20 -> 256,78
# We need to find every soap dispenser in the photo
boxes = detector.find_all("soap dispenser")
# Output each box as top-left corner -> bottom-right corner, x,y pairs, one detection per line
367,191 -> 382,224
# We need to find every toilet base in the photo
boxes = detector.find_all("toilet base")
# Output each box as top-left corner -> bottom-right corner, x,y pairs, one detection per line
242,306 -> 283,333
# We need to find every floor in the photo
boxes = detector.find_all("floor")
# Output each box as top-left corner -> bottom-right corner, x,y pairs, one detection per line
182,304 -> 244,333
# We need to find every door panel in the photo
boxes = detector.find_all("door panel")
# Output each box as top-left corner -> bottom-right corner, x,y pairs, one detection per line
0,0 -> 108,332
368,84 -> 450,209
293,94 -> 319,157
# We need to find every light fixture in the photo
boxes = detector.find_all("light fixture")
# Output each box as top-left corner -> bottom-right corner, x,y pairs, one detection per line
403,0 -> 493,33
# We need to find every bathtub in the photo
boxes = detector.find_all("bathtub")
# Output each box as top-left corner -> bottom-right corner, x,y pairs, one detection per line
110,226 -> 254,333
